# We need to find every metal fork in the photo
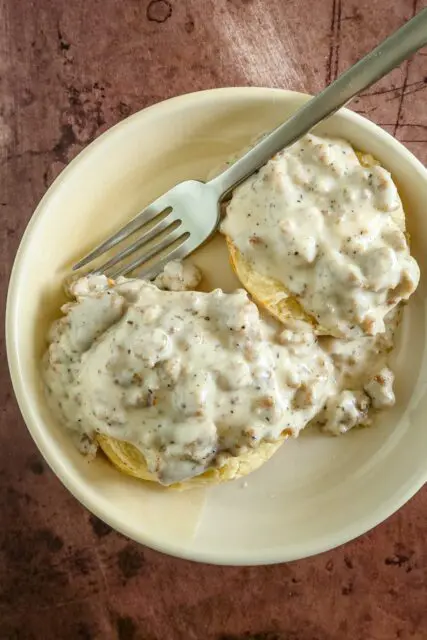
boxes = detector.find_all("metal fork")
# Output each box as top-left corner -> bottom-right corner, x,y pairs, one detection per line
74,8 -> 427,279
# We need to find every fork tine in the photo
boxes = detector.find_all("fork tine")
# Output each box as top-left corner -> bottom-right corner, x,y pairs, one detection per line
95,214 -> 178,274
109,228 -> 189,279
72,195 -> 171,271
136,242 -> 191,280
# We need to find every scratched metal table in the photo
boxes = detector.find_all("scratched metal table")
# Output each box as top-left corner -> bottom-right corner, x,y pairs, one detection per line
1,1 -> 426,638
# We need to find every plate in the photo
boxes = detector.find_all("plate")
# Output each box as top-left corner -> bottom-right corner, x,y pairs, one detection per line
6,88 -> 427,564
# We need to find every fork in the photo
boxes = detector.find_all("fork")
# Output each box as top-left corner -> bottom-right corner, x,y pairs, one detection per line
74,8 -> 427,280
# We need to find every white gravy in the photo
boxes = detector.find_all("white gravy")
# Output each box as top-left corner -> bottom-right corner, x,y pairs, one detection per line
221,134 -> 419,338
43,134 -> 420,485
154,260 -> 202,291
43,276 -> 334,485
313,308 -> 399,435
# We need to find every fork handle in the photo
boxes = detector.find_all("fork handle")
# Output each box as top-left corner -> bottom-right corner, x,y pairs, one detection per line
210,7 -> 427,196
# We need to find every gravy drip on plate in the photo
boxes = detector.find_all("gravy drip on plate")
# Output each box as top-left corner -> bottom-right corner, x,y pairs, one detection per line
154,260 -> 202,291
43,276 -> 333,485
312,308 -> 399,435
221,134 -> 420,338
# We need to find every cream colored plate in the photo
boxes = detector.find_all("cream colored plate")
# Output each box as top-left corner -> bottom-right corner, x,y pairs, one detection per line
6,88 -> 427,565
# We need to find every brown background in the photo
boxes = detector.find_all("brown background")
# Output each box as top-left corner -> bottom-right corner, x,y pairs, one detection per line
1,1 -> 427,638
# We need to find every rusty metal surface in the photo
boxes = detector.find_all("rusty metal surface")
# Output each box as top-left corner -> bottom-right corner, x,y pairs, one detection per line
1,1 -> 426,638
